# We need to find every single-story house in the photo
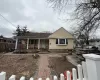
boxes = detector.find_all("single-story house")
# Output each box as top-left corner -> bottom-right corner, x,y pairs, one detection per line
15,27 -> 74,52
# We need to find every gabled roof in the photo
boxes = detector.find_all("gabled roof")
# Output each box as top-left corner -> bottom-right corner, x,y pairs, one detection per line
49,27 -> 74,39
15,27 -> 74,39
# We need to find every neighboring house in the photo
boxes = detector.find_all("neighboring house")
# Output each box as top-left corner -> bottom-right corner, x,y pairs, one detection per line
0,35 -> 15,52
15,27 -> 74,52
89,39 -> 100,48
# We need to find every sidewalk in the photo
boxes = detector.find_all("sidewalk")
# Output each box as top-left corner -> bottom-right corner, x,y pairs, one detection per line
37,54 -> 50,79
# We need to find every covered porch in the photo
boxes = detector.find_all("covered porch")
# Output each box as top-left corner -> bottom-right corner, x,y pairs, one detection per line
15,38 -> 49,51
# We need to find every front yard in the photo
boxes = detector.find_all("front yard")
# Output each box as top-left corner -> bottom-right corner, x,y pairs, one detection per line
49,56 -> 76,76
0,53 -> 76,80
0,55 -> 38,80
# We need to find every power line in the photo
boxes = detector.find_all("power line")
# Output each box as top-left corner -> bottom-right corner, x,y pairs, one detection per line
0,13 -> 16,27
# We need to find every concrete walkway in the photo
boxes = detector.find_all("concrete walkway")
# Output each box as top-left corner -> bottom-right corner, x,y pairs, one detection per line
37,54 -> 50,79
66,55 -> 78,66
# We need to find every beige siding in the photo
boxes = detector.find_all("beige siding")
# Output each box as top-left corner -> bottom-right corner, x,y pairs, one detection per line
49,27 -> 74,39
49,39 -> 74,49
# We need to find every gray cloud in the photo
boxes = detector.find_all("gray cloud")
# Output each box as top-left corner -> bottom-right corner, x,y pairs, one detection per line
0,0 -> 75,37
0,27 -> 13,37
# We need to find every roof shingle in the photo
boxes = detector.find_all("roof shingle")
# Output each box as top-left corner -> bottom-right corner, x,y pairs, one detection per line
15,32 -> 52,39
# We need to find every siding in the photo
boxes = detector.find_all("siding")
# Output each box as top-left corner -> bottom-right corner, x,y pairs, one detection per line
49,27 -> 74,39
49,39 -> 74,49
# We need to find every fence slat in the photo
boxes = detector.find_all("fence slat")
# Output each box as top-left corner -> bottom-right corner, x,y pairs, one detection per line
9,75 -> 16,80
38,78 -> 42,80
0,72 -> 6,80
77,64 -> 83,80
46,78 -> 50,80
29,77 -> 34,80
82,61 -> 88,80
72,68 -> 77,80
20,76 -> 25,80
53,76 -> 57,80
67,71 -> 71,80
60,73 -> 64,80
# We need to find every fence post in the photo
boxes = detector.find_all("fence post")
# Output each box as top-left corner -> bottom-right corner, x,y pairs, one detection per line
72,68 -> 77,80
53,76 -> 57,80
67,71 -> 71,80
38,78 -> 42,80
46,78 -> 50,80
83,54 -> 100,80
9,75 -> 16,80
0,72 -> 6,80
60,73 -> 64,80
77,64 -> 83,80
20,76 -> 25,80
30,77 -> 34,80
82,61 -> 88,80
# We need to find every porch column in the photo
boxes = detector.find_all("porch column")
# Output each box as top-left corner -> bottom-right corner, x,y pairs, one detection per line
83,54 -> 100,80
15,38 -> 18,49
38,39 -> 40,49
27,38 -> 29,49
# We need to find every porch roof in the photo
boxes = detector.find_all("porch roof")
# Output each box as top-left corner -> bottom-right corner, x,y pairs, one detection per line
14,32 -> 52,39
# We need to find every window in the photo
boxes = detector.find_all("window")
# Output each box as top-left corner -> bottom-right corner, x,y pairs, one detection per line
56,39 -> 68,45
59,39 -> 65,44
4,40 -> 6,42
56,39 -> 58,44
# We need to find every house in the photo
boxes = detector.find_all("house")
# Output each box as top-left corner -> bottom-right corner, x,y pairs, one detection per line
48,27 -> 74,52
89,39 -> 100,48
0,35 -> 15,52
14,27 -> 74,52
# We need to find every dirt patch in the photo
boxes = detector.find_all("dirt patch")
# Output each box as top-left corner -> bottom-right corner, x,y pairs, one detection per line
0,55 -> 38,80
49,57 -> 76,77
0,54 -> 77,80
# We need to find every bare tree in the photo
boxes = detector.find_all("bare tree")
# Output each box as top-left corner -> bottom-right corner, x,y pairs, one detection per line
47,0 -> 100,47
74,0 -> 100,47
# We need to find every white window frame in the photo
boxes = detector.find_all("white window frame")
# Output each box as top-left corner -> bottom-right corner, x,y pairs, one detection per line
56,38 -> 67,45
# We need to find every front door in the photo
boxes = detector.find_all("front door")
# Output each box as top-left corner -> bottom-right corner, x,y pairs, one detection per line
40,39 -> 49,50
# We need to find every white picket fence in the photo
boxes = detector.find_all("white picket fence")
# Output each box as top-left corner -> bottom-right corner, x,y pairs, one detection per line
0,61 -> 87,80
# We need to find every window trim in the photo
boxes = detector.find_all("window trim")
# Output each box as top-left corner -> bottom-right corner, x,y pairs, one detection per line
56,38 -> 68,45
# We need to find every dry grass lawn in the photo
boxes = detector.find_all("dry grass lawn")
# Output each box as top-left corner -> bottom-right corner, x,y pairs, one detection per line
0,55 -> 38,80
0,54 -> 76,80
49,56 -> 76,77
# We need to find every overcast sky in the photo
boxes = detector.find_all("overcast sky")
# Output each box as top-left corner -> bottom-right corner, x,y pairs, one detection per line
0,0 -> 77,37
